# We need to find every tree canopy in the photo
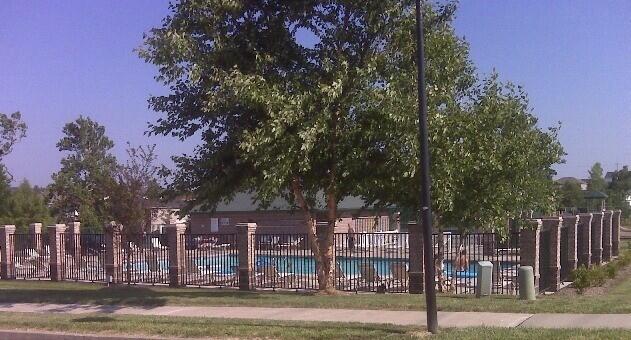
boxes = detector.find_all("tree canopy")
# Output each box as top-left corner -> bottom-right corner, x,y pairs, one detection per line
48,116 -> 117,231
588,162 -> 607,192
140,0 -> 564,289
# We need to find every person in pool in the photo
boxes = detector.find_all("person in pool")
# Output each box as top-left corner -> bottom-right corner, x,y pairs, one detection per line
454,248 -> 469,272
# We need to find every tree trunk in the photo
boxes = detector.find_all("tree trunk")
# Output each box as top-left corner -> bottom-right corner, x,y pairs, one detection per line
291,178 -> 334,292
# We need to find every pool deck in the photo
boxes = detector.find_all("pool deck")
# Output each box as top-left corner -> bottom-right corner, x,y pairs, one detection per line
0,302 -> 630,330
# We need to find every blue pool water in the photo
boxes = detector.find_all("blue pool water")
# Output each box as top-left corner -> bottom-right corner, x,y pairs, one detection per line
130,255 -> 517,278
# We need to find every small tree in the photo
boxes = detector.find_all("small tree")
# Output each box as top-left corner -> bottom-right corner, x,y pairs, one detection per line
48,116 -> 117,231
109,144 -> 161,236
558,180 -> 584,210
588,162 -> 607,192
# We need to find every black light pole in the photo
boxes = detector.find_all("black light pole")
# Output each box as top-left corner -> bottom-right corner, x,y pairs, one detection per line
414,0 -> 438,333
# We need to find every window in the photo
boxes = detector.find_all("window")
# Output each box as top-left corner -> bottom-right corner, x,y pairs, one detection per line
210,218 -> 219,232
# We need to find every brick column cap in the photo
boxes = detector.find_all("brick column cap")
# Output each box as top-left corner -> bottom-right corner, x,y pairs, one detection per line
603,210 -> 613,217
47,224 -> 67,233
67,222 -> 81,232
236,222 -> 257,233
0,225 -> 16,233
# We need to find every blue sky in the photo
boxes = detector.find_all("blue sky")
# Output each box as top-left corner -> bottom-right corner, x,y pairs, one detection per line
1,0 -> 629,186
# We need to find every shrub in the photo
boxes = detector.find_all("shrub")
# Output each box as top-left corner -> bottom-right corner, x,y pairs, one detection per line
572,266 -> 590,294
588,266 -> 607,286
604,263 -> 617,279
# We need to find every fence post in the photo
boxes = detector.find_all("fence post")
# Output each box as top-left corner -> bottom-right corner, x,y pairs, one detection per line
590,211 -> 604,266
562,215 -> 579,274
67,221 -> 81,259
520,219 -> 541,293
577,213 -> 593,268
612,210 -> 621,257
0,225 -> 16,279
28,223 -> 43,254
602,211 -> 613,262
236,222 -> 257,290
541,217 -> 562,292
167,223 -> 187,287
408,221 -> 424,294
48,224 -> 67,281
104,222 -> 124,284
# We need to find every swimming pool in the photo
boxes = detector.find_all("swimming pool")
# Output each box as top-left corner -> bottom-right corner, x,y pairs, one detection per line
129,255 -> 517,278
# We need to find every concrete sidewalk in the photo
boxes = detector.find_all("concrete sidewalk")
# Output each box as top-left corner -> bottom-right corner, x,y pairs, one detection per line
0,302 -> 629,329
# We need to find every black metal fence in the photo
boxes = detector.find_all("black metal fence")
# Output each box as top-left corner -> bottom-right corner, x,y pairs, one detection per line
11,233 -> 50,280
181,233 -> 239,287
64,234 -> 106,282
251,233 -> 316,290
119,234 -> 170,285
431,232 -> 520,295
334,232 -> 408,293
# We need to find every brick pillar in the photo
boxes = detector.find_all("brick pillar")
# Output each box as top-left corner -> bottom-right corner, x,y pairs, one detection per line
66,221 -> 81,259
562,215 -> 579,274
591,212 -> 603,265
0,225 -> 16,279
520,219 -> 541,293
577,213 -> 592,268
612,210 -> 621,257
167,223 -> 187,287
104,222 -> 124,284
28,223 -> 43,254
542,217 -> 562,292
408,221 -> 424,294
48,224 -> 67,281
602,211 -> 613,262
236,222 -> 256,290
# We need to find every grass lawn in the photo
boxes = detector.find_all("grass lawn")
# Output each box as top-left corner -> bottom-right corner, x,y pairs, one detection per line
0,272 -> 629,314
0,311 -> 630,339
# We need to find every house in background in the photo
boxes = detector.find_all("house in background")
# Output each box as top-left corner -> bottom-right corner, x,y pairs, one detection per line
147,197 -> 190,233
189,192 -> 396,234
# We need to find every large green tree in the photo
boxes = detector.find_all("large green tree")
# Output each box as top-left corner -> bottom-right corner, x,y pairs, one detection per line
0,111 -> 28,217
48,116 -> 117,231
140,0 -> 563,290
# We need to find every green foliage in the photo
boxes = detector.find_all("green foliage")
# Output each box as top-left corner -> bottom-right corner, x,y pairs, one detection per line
140,1 -> 563,238
557,180 -> 584,209
572,248 -> 631,294
2,180 -> 53,232
48,116 -> 117,231
606,165 -> 631,217
588,162 -> 606,192
109,143 -> 161,235
0,111 -> 27,161
571,265 -> 590,294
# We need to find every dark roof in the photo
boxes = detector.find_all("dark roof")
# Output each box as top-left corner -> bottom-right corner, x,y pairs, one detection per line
583,191 -> 608,199
192,192 -> 389,213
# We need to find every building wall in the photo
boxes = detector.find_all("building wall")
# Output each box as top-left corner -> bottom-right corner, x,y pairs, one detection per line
189,210 -> 394,234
